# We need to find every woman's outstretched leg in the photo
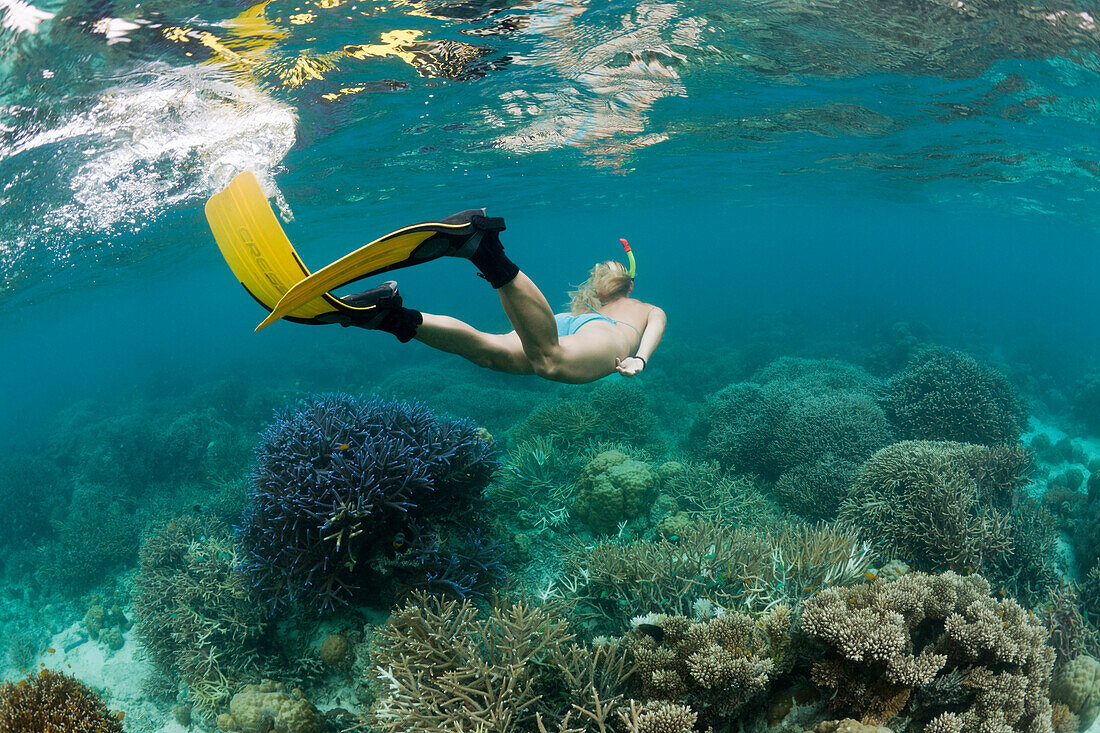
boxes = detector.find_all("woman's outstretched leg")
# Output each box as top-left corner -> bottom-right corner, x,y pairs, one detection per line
414,314 -> 532,374
413,267 -> 565,374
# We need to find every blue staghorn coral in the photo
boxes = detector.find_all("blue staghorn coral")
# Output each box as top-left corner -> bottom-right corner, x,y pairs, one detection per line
239,394 -> 500,611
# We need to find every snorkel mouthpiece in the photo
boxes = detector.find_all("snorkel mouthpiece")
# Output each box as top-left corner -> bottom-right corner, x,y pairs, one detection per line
619,238 -> 636,279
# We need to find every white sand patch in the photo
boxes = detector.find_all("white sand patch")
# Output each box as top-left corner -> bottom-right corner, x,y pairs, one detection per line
23,621 -> 184,733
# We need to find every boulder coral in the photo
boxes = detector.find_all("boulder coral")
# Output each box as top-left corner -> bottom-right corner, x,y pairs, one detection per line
573,450 -> 658,534
217,681 -> 323,733
1051,655 -> 1100,729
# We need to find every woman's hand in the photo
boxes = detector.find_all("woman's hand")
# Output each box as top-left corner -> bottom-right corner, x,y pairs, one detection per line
615,356 -> 645,377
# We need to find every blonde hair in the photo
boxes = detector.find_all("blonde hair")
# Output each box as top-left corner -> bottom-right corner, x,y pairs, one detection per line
568,260 -> 633,314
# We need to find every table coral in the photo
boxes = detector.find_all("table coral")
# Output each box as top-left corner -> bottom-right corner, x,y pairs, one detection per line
800,571 -> 1055,732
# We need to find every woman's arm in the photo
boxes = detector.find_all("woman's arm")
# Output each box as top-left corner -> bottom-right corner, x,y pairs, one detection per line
616,306 -> 666,377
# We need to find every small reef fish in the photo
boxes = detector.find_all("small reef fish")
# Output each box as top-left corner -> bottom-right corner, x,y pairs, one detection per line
635,624 -> 664,643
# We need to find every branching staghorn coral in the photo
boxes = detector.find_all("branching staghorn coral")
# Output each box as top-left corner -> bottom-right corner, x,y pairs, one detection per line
658,459 -> 777,525
241,394 -> 500,611
371,592 -> 635,732
626,606 -> 793,727
491,436 -> 582,509
800,571 -> 1056,732
565,518 -> 872,630
690,358 -> 890,481
1040,582 -> 1100,669
773,522 -> 874,595
134,517 -> 268,715
840,440 -> 1057,603
509,382 -> 661,450
0,669 -> 124,733
885,348 -> 1025,446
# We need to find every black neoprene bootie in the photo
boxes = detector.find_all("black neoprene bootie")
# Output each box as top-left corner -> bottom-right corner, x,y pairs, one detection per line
440,210 -> 518,289
320,281 -> 423,343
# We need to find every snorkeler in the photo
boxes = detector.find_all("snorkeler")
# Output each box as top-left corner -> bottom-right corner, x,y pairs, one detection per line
337,237 -> 666,384
205,170 -> 665,383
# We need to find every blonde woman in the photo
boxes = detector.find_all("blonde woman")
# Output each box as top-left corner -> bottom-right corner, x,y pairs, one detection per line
340,226 -> 665,384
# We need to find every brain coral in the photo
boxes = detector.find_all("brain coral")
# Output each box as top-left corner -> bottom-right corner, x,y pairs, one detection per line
241,394 -> 499,611
572,450 -> 657,534
885,348 -> 1025,446
0,669 -> 124,733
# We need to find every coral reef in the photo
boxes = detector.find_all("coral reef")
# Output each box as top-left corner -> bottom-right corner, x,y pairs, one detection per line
689,359 -> 891,519
1081,563 -> 1100,629
371,592 -> 635,732
885,348 -> 1026,446
573,450 -> 658,534
658,459 -> 777,525
617,701 -> 698,733
840,441 -> 1057,602
133,517 -> 269,714
380,366 -> 548,434
489,436 -> 584,522
627,606 -> 793,726
800,571 -> 1055,731
1071,374 -> 1100,436
239,394 -> 499,610
60,407 -> 241,490
0,454 -> 65,549
1041,583 -> 1100,669
394,530 -> 506,601
35,485 -> 142,593
773,454 -> 860,522
509,381 -> 661,450
217,681 -> 324,733
1071,511 -> 1100,581
0,669 -> 124,733
566,518 -> 871,629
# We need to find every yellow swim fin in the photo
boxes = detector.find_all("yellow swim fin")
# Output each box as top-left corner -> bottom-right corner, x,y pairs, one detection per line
204,170 -> 504,331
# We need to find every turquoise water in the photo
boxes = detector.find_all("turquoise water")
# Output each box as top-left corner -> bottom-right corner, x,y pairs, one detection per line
4,0 -> 1100,731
